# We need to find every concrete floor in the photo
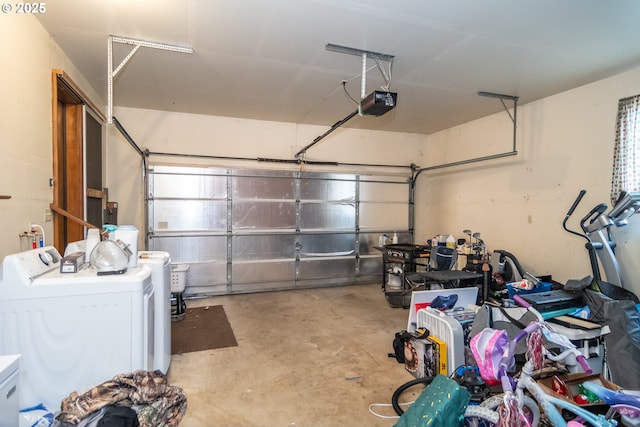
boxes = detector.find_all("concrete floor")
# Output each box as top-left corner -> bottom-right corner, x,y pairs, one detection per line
167,283 -> 417,426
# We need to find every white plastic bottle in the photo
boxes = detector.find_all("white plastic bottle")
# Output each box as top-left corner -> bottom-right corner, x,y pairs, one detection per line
446,234 -> 456,249
392,232 -> 398,244
114,225 -> 139,269
84,228 -> 101,264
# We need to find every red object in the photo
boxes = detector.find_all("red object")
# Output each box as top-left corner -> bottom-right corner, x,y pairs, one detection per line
415,302 -> 430,312
573,394 -> 589,405
552,375 -> 569,396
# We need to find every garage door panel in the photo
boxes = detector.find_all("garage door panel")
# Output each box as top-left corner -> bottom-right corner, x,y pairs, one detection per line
232,201 -> 296,229
149,235 -> 226,264
300,176 -> 355,200
299,202 -> 355,229
232,175 -> 295,199
299,257 -> 356,280
151,168 -> 227,199
298,233 -> 355,256
233,260 -> 296,283
153,200 -> 227,231
232,234 -> 296,260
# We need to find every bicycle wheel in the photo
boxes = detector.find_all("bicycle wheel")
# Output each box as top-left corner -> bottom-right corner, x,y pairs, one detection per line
464,405 -> 499,427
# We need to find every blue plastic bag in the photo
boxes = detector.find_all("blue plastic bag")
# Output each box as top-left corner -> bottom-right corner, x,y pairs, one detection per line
19,403 -> 54,427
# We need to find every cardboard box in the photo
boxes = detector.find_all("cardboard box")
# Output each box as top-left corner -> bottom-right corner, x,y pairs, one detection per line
60,252 -> 84,273
404,336 -> 435,378
538,373 -> 620,407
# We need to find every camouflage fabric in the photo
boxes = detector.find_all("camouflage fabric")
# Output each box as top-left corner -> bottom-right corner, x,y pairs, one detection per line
55,370 -> 187,426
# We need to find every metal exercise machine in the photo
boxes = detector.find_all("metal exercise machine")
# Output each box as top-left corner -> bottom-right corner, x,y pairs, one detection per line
563,189 -> 640,290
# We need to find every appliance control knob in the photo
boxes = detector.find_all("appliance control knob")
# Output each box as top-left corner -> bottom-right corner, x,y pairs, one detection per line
39,251 -> 53,265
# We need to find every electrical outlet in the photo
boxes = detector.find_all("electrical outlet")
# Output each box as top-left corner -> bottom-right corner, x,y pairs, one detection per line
44,208 -> 52,222
527,214 -> 533,224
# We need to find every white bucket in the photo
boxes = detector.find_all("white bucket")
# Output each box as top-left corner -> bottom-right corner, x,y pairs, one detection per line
114,225 -> 139,269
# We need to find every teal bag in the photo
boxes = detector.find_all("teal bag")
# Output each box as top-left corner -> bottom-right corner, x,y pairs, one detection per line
393,374 -> 470,427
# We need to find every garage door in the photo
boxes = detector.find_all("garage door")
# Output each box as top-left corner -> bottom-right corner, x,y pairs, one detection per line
147,165 -> 411,296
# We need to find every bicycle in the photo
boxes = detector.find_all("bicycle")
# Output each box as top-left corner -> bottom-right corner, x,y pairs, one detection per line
467,294 -> 617,426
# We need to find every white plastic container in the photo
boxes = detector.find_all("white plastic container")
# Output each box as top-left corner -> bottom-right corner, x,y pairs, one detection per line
171,263 -> 189,293
114,225 -> 139,269
85,228 -> 101,263
446,234 -> 456,249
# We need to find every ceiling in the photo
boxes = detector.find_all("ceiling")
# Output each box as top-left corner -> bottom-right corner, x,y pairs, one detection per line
36,0 -> 640,135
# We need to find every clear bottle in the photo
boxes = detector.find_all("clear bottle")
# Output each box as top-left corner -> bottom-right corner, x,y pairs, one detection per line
114,225 -> 139,269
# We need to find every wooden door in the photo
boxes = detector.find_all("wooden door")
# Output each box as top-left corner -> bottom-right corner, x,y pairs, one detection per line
52,71 -> 105,253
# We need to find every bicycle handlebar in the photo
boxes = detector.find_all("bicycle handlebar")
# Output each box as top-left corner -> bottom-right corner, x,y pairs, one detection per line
576,355 -> 593,375
513,294 -> 530,308
513,294 -> 544,322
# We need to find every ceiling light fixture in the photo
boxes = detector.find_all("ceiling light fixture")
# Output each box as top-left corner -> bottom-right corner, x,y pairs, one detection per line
107,35 -> 193,123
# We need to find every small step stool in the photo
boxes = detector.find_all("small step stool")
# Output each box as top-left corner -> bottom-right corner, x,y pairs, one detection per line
170,264 -> 189,321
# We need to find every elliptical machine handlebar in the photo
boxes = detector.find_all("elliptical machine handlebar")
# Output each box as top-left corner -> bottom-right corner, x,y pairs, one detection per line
565,189 -> 586,218
563,189 -> 589,242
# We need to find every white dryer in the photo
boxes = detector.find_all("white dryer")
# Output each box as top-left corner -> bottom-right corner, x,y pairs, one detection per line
138,251 -> 171,374
0,247 -> 154,411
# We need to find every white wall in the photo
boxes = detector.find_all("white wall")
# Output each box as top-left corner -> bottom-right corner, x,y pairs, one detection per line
416,67 -> 640,295
0,16 -> 103,260
106,106 -> 427,240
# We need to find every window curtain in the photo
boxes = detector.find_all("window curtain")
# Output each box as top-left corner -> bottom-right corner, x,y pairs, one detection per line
611,94 -> 640,204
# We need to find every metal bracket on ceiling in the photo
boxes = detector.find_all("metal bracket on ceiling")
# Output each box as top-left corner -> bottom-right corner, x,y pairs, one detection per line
478,91 -> 519,152
325,43 -> 394,103
412,91 -> 520,180
107,35 -> 193,123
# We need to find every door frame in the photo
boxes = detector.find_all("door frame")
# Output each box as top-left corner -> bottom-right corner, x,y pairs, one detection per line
51,70 -> 106,253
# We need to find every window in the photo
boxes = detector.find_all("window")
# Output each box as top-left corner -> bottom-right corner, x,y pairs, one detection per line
611,94 -> 640,203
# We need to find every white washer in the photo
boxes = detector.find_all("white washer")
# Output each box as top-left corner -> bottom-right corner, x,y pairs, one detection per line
0,355 -> 20,427
0,247 -> 154,411
138,251 -> 171,373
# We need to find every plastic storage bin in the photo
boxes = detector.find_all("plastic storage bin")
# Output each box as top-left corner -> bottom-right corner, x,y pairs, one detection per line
170,264 -> 189,321
507,281 -> 552,299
